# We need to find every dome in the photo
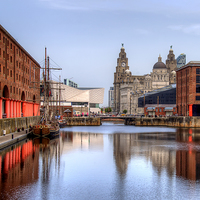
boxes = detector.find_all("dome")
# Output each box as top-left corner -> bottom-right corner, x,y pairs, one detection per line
171,70 -> 176,75
125,69 -> 131,74
153,62 -> 166,69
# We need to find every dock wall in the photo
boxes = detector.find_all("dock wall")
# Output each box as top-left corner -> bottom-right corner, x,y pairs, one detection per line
0,116 -> 41,136
133,116 -> 200,127
64,117 -> 101,126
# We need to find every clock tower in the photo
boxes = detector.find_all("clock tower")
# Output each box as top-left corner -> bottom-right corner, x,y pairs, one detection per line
113,44 -> 129,113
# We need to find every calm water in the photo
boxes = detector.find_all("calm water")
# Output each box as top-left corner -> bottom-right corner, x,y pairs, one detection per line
1,122 -> 200,200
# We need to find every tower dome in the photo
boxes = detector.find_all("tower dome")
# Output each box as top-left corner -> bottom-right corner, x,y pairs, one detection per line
171,70 -> 176,75
153,55 -> 166,69
125,69 -> 131,74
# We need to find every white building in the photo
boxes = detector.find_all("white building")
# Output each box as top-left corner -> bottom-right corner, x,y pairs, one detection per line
48,81 -> 104,115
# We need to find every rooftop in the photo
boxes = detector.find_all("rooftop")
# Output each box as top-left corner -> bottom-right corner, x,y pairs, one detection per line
139,84 -> 176,98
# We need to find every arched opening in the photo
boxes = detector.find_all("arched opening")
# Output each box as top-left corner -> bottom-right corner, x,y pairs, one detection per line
2,85 -> 9,118
33,95 -> 36,103
21,91 -> 25,101
3,85 -> 9,98
21,91 -> 25,117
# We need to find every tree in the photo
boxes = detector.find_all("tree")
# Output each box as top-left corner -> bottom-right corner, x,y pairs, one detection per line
123,109 -> 127,114
108,107 -> 112,112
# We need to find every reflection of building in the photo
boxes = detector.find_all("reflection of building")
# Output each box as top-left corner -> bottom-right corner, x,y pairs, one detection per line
176,61 -> 200,116
175,128 -> 200,180
113,134 -> 131,176
0,24 -> 40,118
108,87 -> 114,108
61,132 -> 104,153
176,54 -> 186,69
113,45 -> 177,114
151,147 -> 176,175
0,141 -> 39,194
176,150 -> 200,180
130,132 -> 176,177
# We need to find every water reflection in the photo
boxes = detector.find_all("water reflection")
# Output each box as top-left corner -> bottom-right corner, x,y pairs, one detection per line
176,128 -> 200,181
113,133 -> 176,179
113,134 -> 131,177
61,132 -> 104,152
1,126 -> 200,199
0,140 -> 39,199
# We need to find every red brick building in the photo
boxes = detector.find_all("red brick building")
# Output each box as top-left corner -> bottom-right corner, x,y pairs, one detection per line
0,25 -> 40,118
144,104 -> 177,116
176,61 -> 200,116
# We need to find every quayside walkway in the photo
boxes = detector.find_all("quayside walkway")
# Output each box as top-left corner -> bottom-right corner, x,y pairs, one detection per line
0,129 -> 31,150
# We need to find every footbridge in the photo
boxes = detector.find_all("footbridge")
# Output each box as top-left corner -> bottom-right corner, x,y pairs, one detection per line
99,116 -> 136,125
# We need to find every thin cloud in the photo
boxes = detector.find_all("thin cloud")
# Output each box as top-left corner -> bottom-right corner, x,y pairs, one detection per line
38,0 -> 200,13
169,24 -> 200,35
135,29 -> 151,35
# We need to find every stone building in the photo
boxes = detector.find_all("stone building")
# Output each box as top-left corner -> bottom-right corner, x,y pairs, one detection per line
0,25 -> 40,118
113,44 -> 177,114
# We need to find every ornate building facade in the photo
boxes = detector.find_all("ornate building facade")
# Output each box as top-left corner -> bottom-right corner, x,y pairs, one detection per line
113,45 -> 177,114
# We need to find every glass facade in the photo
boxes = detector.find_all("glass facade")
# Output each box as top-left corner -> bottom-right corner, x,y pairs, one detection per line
176,54 -> 186,69
64,79 -> 79,88
138,84 -> 176,107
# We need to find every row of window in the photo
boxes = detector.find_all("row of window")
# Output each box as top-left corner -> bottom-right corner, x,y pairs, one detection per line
153,108 -> 176,112
196,68 -> 200,100
0,48 -> 31,74
10,85 -> 32,97
16,61 -> 30,73
0,64 -> 30,85
0,33 -> 31,63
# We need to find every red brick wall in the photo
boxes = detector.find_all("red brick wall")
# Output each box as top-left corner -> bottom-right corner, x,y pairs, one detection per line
0,26 -> 40,103
176,64 -> 200,116
144,106 -> 177,116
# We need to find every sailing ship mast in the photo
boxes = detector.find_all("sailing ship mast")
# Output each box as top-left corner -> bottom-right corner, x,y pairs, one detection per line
43,47 -> 50,122
42,47 -> 63,122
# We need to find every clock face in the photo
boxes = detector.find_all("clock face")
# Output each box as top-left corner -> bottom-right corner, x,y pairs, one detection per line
121,62 -> 126,67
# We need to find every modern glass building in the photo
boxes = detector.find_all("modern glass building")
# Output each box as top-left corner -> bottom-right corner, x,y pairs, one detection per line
138,84 -> 176,107
64,79 -> 79,88
176,54 -> 186,69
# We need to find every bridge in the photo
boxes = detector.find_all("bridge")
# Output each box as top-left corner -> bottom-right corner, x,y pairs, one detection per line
98,116 -> 137,125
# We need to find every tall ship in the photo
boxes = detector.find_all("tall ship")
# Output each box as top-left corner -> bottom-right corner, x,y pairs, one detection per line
33,48 -> 61,137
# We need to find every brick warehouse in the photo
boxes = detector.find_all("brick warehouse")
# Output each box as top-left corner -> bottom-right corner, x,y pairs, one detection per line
0,25 -> 40,118
176,61 -> 200,116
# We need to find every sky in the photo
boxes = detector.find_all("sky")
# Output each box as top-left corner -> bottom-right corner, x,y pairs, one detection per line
1,0 -> 200,106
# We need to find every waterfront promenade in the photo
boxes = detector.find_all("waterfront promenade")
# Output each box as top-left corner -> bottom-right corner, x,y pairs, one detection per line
0,129 -> 30,150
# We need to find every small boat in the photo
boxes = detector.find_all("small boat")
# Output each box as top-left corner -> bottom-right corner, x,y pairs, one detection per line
58,119 -> 67,128
33,122 -> 60,137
